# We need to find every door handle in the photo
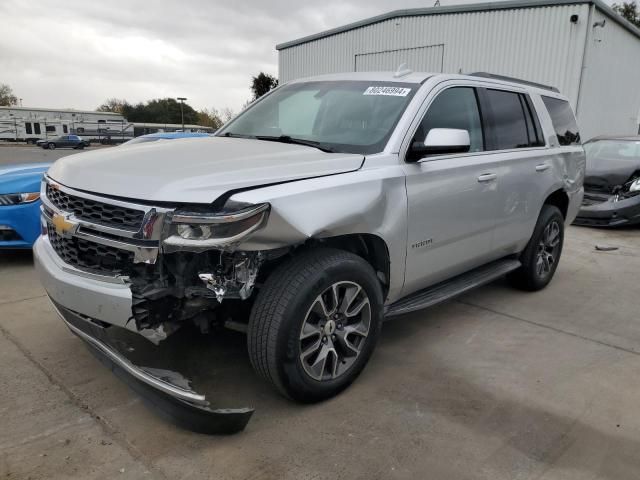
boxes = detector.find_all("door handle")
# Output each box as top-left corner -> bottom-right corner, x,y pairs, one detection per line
477,173 -> 497,183
535,164 -> 550,172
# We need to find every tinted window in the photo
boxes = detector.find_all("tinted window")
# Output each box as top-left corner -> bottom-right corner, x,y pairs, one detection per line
521,95 -> 544,146
485,89 -> 530,149
25,122 -> 32,134
34,123 -> 41,134
542,96 -> 580,145
415,87 -> 484,153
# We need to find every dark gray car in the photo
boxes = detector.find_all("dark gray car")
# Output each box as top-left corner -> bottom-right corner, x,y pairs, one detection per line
574,135 -> 640,227
37,135 -> 89,150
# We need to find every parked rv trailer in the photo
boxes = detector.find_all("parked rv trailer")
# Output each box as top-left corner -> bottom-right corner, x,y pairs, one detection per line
0,107 -> 129,144
0,107 -> 214,144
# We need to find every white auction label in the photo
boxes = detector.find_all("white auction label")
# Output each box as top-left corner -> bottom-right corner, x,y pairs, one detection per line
363,86 -> 411,97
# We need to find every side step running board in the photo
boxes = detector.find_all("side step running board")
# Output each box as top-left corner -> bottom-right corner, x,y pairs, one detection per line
385,258 -> 521,318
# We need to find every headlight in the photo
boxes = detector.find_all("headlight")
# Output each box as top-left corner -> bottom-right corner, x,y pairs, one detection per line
0,192 -> 40,205
163,202 -> 270,251
629,178 -> 640,193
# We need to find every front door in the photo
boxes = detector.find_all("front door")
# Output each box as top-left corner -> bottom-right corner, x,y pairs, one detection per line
401,86 -> 499,296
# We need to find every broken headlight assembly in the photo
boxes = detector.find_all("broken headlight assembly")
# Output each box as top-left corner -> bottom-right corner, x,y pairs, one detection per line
163,202 -> 270,251
615,177 -> 640,201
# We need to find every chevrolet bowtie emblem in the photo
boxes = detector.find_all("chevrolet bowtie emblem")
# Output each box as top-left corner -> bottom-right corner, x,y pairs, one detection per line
52,213 -> 78,238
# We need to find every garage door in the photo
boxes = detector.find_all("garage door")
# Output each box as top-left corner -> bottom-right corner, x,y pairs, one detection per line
355,44 -> 444,73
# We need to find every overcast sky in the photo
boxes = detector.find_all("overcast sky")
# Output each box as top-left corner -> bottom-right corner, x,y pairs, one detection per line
0,0 -> 614,113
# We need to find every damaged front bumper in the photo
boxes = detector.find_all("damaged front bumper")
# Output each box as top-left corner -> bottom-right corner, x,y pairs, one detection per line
34,236 -> 254,434
574,192 -> 640,227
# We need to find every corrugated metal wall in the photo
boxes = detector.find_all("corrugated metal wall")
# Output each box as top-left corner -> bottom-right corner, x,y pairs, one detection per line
279,4 -> 590,107
355,44 -> 445,72
577,7 -> 640,138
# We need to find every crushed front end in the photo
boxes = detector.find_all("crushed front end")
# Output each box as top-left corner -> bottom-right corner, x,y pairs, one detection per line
33,176 -> 281,433
574,176 -> 640,227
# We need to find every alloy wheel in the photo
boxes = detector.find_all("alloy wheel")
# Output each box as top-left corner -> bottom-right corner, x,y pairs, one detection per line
299,281 -> 371,381
535,220 -> 561,278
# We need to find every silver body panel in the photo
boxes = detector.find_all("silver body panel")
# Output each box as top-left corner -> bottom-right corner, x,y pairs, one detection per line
36,71 -> 585,319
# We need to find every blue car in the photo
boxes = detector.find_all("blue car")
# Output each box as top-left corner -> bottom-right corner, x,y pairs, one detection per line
123,131 -> 211,145
0,163 -> 51,249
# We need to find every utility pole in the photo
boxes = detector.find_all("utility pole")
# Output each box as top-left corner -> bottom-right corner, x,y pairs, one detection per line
177,97 -> 187,131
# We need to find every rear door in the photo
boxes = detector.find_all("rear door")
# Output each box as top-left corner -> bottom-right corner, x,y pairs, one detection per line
401,83 -> 501,296
477,87 -> 551,255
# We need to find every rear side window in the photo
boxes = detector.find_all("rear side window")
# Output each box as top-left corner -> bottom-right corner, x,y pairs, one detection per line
483,89 -> 543,150
542,96 -> 580,145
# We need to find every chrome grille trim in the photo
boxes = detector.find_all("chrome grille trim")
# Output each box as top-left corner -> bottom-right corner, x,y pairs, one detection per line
42,175 -> 175,273
42,176 -> 172,241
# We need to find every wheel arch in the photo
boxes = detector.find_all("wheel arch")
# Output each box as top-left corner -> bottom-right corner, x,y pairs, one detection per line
543,188 -> 569,219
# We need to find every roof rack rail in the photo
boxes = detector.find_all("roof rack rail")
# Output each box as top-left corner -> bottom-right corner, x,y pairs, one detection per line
469,72 -> 560,93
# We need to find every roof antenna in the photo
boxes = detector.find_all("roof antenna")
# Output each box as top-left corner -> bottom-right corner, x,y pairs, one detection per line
394,63 -> 413,78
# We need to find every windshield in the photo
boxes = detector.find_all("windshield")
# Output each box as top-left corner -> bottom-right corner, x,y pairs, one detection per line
585,140 -> 640,161
218,81 -> 418,154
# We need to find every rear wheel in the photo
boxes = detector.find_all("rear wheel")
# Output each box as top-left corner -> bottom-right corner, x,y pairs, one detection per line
508,205 -> 564,291
48,143 -> 56,150
247,248 -> 384,402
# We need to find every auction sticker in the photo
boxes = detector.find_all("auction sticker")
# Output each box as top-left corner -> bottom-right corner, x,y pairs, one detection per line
363,86 -> 412,97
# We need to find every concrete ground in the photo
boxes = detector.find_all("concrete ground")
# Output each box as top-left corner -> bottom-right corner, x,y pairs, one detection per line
0,143 -> 112,165
1,225 -> 639,479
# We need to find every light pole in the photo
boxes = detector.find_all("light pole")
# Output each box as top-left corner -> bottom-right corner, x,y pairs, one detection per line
177,97 -> 187,131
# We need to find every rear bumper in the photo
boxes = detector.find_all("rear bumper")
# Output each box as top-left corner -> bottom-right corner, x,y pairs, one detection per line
573,194 -> 640,227
0,200 -> 41,248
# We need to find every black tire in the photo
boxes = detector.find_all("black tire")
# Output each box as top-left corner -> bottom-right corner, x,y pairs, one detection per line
508,205 -> 564,291
48,143 -> 56,150
248,248 -> 384,402
76,144 -> 85,149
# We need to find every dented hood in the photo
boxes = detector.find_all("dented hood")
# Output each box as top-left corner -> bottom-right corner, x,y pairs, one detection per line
47,137 -> 364,203
585,155 -> 640,190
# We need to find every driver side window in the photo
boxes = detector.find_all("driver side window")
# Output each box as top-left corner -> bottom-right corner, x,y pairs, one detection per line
414,87 -> 484,153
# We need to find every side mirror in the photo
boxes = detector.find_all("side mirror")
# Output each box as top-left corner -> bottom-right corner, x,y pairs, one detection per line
408,128 -> 471,161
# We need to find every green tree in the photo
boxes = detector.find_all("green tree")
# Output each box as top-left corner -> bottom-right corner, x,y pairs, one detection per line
96,97 -> 199,124
250,72 -> 278,100
613,1 -> 640,28
197,108 -> 224,129
96,98 -> 131,114
0,83 -> 18,106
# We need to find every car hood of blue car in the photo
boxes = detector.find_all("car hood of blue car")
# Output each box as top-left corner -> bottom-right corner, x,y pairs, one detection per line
0,163 -> 52,195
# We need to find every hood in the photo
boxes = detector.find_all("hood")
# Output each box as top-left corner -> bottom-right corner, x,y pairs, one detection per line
585,155 -> 640,191
0,163 -> 51,194
47,137 -> 364,203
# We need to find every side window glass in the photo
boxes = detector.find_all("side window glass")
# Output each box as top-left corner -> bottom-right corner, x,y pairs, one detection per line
415,87 -> 484,153
541,96 -> 580,145
521,95 -> 545,147
485,89 -> 529,149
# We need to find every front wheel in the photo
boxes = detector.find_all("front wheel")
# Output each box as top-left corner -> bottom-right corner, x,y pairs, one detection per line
508,205 -> 564,291
48,143 -> 56,150
248,248 -> 384,402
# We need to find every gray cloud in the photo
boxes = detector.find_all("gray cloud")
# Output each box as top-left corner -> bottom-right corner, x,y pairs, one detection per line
0,0 -> 614,113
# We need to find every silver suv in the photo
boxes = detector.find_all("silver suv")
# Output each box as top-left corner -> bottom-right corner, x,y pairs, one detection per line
34,72 -> 585,433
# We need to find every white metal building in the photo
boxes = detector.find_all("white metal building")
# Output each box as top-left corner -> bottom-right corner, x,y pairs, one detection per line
277,0 -> 640,139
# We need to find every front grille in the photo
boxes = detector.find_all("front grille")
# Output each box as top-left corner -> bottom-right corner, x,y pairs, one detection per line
46,184 -> 145,231
47,224 -> 134,275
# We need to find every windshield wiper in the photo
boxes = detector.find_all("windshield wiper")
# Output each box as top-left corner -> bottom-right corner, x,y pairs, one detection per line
255,135 -> 335,153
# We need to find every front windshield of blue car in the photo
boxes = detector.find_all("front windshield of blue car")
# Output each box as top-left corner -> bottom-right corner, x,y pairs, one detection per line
218,81 -> 418,154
